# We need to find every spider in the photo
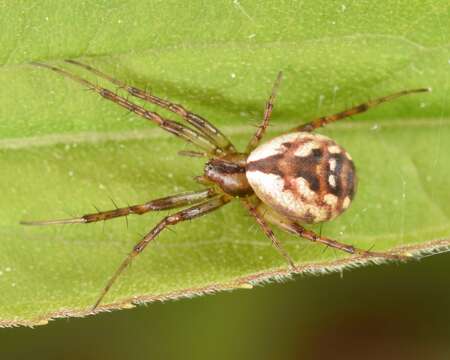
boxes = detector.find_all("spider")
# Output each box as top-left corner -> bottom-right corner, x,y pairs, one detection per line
23,60 -> 429,310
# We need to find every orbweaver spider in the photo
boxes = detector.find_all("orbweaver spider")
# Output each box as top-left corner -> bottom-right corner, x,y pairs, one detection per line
23,60 -> 429,310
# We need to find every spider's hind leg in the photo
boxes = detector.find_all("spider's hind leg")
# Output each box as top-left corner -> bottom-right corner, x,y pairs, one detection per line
293,88 -> 430,132
259,204 -> 411,262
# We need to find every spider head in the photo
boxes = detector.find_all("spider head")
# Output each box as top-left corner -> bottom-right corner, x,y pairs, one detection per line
204,153 -> 254,197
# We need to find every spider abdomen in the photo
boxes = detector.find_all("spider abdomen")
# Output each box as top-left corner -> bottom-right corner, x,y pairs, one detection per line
246,132 -> 357,223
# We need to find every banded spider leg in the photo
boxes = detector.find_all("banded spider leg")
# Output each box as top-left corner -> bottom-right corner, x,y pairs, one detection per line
22,188 -> 230,309
21,189 -> 217,226
31,62 -> 235,156
64,59 -> 236,153
92,195 -> 230,310
258,202 -> 410,261
293,88 -> 430,133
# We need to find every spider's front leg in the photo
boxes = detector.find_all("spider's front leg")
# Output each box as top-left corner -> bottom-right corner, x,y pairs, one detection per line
65,60 -> 236,153
31,62 -> 222,155
92,195 -> 231,310
258,204 -> 411,262
21,189 -> 216,226
21,187 -> 228,309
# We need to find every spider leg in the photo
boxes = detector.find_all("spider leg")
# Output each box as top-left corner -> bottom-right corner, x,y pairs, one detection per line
65,59 -> 236,153
92,195 -> 230,310
260,205 -> 411,261
178,150 -> 208,158
241,198 -> 296,269
31,62 -> 221,155
287,223 -> 409,260
246,71 -> 283,153
21,189 -> 216,226
293,88 -> 430,132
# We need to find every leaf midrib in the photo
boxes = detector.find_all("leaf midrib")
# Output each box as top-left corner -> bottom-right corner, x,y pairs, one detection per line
1,118 -> 448,150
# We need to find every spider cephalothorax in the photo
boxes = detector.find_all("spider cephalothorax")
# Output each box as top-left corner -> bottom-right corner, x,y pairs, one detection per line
23,60 -> 429,310
203,153 -> 252,196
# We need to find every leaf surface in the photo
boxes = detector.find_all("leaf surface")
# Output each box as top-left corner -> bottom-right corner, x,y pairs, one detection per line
0,0 -> 449,326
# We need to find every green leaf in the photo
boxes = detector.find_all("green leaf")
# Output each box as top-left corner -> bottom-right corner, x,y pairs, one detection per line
1,0 -> 449,327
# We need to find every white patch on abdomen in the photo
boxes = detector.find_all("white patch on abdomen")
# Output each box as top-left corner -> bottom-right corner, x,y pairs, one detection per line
246,170 -> 329,223
248,132 -> 315,162
294,141 -> 320,157
294,177 -> 316,200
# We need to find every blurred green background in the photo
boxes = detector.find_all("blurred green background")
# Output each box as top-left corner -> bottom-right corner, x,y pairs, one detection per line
2,254 -> 449,359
